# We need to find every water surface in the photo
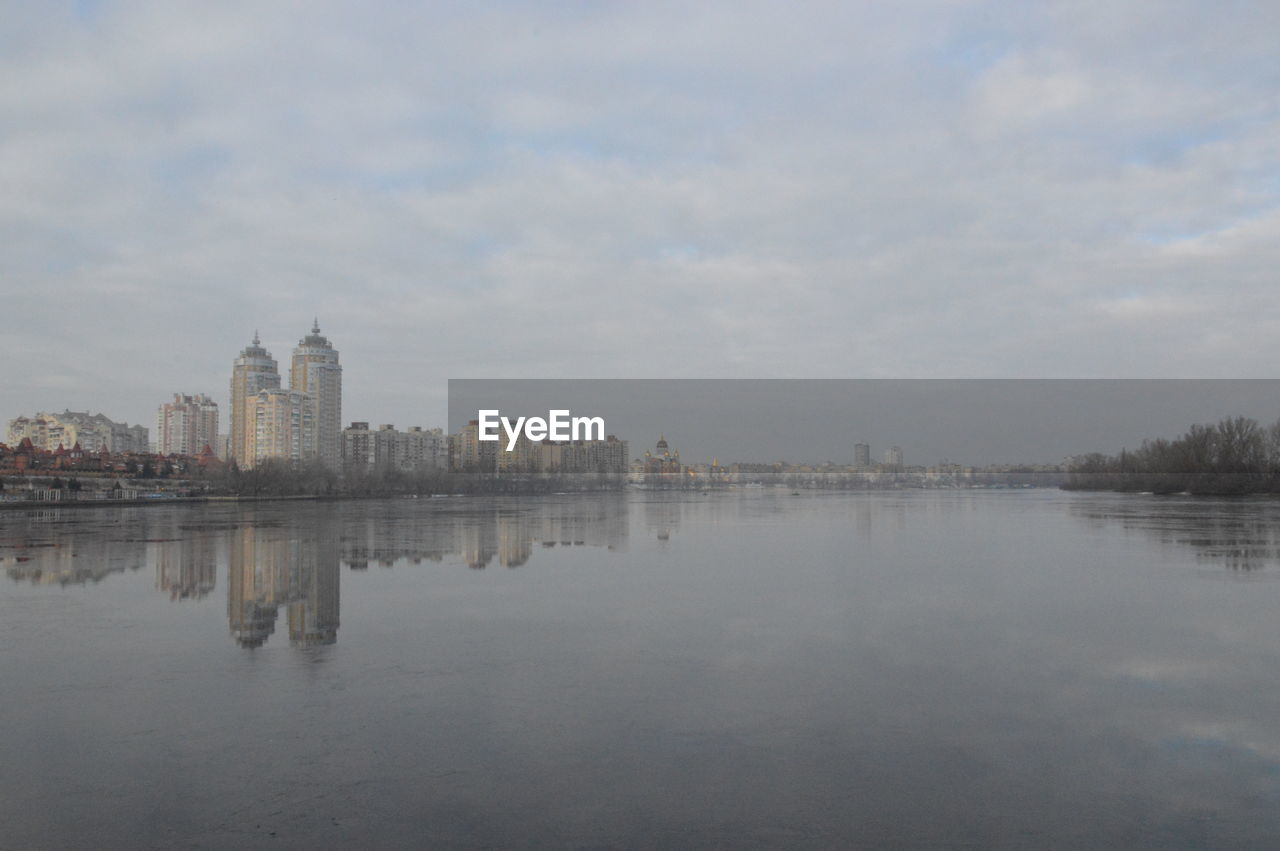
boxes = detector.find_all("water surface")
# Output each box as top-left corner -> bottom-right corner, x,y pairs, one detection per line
2,490 -> 1279,848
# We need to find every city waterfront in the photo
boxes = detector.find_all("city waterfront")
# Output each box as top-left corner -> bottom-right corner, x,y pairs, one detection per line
2,490 -> 1280,847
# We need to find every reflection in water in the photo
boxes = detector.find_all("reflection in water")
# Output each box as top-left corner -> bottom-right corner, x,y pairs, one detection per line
1070,496 -> 1280,573
341,494 -> 630,570
1,508 -> 152,586
8,492 -> 1280,846
227,518 -> 341,649
1,497 -> 635,649
154,531 -> 218,600
643,494 -> 681,542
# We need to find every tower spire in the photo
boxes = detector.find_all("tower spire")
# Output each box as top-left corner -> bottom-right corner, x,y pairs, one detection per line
312,317 -> 320,334
252,329 -> 260,345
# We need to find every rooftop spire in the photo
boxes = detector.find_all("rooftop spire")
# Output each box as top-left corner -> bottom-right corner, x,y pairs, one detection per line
252,329 -> 260,345
312,317 -> 320,334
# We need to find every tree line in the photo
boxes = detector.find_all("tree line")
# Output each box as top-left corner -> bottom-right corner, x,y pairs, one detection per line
1065,416 -> 1280,495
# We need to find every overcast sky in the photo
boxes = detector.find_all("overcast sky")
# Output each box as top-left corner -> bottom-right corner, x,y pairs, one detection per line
3,1 -> 1278,433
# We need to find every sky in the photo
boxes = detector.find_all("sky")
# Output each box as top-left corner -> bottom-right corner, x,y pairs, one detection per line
3,1 -> 1279,435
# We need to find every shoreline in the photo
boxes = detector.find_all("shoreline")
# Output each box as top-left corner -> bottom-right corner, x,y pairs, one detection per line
0,494 -> 334,512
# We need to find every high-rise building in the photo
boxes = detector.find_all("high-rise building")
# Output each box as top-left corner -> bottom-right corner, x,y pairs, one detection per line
452,419 -> 497,472
885,446 -> 904,470
399,426 -> 447,471
290,320 -> 342,469
230,332 -> 281,465
154,393 -> 219,456
854,442 -> 871,467
342,422 -> 376,471
242,388 -> 315,469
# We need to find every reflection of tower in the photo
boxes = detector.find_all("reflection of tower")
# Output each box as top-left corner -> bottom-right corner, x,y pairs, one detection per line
290,321 -> 342,469
460,510 -> 499,568
227,523 -> 287,648
854,501 -> 873,539
644,496 -> 682,542
227,512 -> 342,649
496,510 -> 533,568
230,332 -> 281,466
154,532 -> 217,600
289,511 -> 341,647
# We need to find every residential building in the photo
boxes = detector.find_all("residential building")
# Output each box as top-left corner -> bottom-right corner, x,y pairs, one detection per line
854,442 -> 871,467
230,332 -> 281,465
242,388 -> 315,469
6,410 -> 148,454
290,321 -> 342,469
154,394 -> 219,456
342,422 -> 447,473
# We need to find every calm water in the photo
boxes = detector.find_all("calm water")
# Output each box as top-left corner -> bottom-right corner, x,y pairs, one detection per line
3,490 -> 1280,848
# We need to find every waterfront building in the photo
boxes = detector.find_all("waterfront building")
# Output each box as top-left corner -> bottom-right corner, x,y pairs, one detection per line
854,442 -> 871,468
342,421 -> 376,470
229,332 -> 281,465
885,446 -> 904,470
641,434 -> 683,482
154,394 -> 219,456
290,321 -> 342,469
242,388 -> 315,469
6,410 -> 148,454
498,431 -> 541,473
398,426 -> 447,471
342,422 -> 447,473
452,419 -> 496,472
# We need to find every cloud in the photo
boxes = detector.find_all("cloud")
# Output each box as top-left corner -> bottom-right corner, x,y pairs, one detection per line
1,0 -> 1278,430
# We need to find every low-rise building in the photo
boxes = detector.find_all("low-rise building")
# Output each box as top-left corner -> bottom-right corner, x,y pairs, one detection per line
7,410 -> 149,454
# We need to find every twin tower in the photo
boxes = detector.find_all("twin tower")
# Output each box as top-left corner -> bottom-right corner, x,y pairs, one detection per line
230,322 -> 342,469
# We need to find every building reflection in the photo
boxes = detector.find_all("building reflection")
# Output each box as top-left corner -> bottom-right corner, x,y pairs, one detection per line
154,531 -> 218,600
227,514 -> 341,649
643,495 -> 682,543
341,494 -> 630,570
2,495 -> 634,649
2,508 -> 152,586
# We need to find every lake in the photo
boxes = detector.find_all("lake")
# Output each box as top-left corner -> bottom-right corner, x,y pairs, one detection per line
2,490 -> 1279,848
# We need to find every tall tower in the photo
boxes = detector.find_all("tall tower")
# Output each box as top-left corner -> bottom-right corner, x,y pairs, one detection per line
854,442 -> 870,468
290,320 -> 342,468
230,332 -> 280,466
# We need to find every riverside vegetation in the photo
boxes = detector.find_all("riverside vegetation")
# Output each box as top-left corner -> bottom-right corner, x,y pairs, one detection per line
1065,416 -> 1280,495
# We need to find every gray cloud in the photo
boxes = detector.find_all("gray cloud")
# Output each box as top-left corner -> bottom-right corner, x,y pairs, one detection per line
1,1 -> 1278,431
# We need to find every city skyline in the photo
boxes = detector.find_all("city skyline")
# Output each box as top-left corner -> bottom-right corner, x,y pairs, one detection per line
228,322 -> 343,469
3,6 -> 1277,847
